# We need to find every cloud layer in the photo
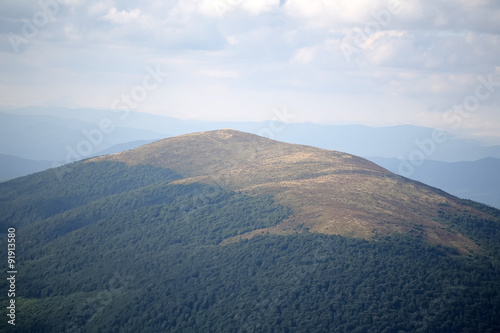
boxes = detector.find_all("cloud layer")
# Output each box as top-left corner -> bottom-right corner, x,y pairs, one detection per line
0,0 -> 499,141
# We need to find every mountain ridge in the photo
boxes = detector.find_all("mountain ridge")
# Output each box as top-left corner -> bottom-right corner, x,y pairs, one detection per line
89,129 -> 489,254
2,129 -> 500,332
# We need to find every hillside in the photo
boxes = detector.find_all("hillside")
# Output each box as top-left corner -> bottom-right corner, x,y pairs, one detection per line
1,129 -> 500,332
92,129 -> 487,253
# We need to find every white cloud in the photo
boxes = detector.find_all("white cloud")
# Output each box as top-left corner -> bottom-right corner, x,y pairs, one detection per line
198,69 -> 240,79
0,0 -> 499,142
198,0 -> 279,18
241,0 -> 280,16
290,46 -> 317,64
88,1 -> 113,16
283,0 -> 401,27
101,8 -> 143,24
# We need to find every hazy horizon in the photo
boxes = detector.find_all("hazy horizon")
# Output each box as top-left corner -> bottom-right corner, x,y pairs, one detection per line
1,0 -> 499,143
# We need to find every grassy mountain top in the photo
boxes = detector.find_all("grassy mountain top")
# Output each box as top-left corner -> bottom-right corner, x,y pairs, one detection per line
90,129 -> 493,254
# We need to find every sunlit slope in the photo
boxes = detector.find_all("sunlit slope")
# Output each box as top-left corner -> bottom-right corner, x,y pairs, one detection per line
91,129 -> 490,253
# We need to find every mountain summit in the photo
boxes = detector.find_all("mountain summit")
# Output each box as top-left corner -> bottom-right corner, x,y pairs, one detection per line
2,129 -> 500,332
91,129 -> 484,253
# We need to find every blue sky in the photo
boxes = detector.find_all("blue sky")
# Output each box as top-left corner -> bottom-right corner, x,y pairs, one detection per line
0,0 -> 499,142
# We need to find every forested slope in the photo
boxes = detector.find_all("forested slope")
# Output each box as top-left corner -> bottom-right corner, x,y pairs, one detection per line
0,131 -> 499,332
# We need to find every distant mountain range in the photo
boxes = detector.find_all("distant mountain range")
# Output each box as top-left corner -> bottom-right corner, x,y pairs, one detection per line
2,106 -> 500,163
0,154 -> 53,182
1,129 -> 499,332
0,111 -> 163,161
368,157 -> 500,209
0,140 -> 156,182
1,106 -> 499,209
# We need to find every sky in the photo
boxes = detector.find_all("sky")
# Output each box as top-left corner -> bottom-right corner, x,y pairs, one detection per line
0,0 -> 499,142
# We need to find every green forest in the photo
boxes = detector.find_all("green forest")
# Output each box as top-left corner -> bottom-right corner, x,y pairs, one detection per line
1,161 -> 500,332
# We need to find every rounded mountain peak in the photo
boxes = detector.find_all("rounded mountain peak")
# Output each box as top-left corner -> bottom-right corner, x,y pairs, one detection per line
88,129 -> 482,253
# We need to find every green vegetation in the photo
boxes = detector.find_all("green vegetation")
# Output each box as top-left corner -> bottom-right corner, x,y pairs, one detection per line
437,199 -> 500,260
0,161 -> 182,231
0,160 -> 499,332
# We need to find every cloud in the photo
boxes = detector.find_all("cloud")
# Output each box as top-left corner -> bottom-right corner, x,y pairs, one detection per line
101,8 -> 143,24
241,0 -> 280,16
0,0 -> 499,142
290,46 -> 317,64
198,0 -> 279,18
88,1 -> 113,16
198,69 -> 240,79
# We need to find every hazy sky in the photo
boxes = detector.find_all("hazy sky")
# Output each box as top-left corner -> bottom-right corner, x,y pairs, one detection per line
1,0 -> 499,140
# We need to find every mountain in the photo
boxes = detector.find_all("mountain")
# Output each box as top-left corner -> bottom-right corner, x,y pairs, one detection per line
0,112 -> 164,161
273,123 -> 500,162
368,157 -> 500,209
91,129 -> 487,253
87,139 -> 158,157
0,141 -> 157,183
0,154 -> 53,182
3,106 -> 500,163
3,107 -> 500,184
1,129 -> 499,332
